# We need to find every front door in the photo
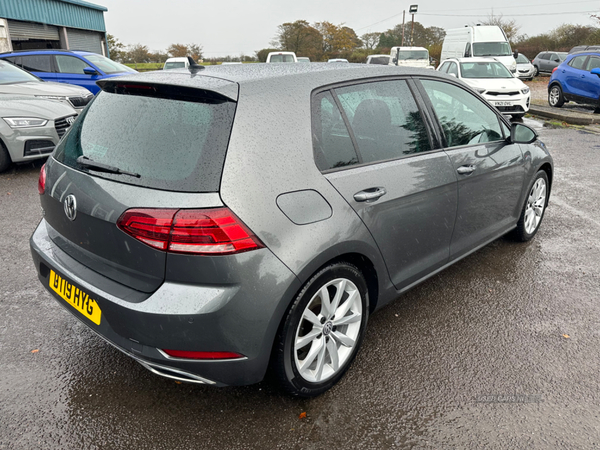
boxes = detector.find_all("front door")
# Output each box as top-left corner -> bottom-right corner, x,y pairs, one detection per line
417,79 -> 526,259
312,79 -> 458,290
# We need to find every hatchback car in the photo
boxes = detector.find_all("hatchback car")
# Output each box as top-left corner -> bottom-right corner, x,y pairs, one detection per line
0,59 -> 93,112
531,51 -> 568,76
0,96 -> 77,172
516,53 -> 535,80
438,57 -> 531,118
0,50 -> 136,94
548,52 -> 600,111
31,64 -> 553,397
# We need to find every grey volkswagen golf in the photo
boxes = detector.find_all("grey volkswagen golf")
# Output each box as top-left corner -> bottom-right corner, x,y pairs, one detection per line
31,63 -> 553,397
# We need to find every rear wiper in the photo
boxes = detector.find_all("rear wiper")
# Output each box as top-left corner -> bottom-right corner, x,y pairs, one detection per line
76,155 -> 141,178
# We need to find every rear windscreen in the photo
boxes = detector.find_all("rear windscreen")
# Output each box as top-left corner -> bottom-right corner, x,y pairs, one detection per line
54,90 -> 236,192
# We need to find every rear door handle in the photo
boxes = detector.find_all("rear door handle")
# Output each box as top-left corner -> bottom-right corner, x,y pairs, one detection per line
353,187 -> 387,203
457,165 -> 476,175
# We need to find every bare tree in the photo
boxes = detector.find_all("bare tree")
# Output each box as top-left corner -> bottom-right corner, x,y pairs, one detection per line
476,14 -> 521,43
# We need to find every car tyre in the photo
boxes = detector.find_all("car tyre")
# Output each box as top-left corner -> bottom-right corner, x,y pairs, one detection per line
548,84 -> 564,108
0,140 -> 12,173
511,113 -> 525,119
273,262 -> 369,397
533,66 -> 539,77
512,170 -> 549,242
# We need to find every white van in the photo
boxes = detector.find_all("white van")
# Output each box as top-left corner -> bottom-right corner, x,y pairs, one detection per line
163,57 -> 189,70
266,52 -> 297,63
389,47 -> 433,69
441,25 -> 517,74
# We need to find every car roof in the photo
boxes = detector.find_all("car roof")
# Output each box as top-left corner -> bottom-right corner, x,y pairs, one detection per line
100,63 -> 445,90
0,49 -> 97,57
442,57 -> 500,63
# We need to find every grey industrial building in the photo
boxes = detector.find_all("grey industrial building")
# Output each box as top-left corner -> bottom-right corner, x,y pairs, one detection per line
0,0 -> 108,55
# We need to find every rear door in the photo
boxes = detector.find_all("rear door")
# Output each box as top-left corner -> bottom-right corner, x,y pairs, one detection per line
313,78 -> 458,290
54,54 -> 101,93
563,55 -> 590,98
416,78 -> 525,259
581,55 -> 600,101
42,81 -> 238,293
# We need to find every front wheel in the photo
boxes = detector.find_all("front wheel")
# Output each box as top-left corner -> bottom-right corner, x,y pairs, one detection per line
0,141 -> 12,173
273,262 -> 369,397
533,66 -> 539,77
548,85 -> 564,107
513,170 -> 549,242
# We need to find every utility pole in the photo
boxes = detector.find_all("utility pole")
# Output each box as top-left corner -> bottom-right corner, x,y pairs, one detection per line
401,10 -> 406,46
409,5 -> 418,46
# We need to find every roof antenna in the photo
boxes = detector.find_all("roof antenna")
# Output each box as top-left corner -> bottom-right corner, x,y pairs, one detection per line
187,56 -> 204,74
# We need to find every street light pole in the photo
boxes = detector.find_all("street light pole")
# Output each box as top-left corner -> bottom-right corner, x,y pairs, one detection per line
401,10 -> 406,46
409,5 -> 418,46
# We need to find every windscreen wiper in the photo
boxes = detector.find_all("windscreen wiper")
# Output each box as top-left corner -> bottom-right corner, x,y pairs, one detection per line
76,155 -> 141,178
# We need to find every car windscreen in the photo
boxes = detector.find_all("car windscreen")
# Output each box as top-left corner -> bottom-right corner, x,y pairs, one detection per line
369,56 -> 390,65
164,62 -> 186,69
557,52 -> 568,61
460,61 -> 513,78
269,55 -> 295,62
84,54 -> 137,74
516,54 -> 529,64
397,50 -> 428,60
472,42 -> 511,57
53,88 -> 236,192
0,60 -> 40,84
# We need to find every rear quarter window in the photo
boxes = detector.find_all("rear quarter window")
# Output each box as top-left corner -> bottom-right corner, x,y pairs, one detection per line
54,89 -> 236,192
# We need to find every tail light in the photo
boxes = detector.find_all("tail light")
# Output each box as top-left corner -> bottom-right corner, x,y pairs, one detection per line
552,67 -> 558,73
117,207 -> 263,255
161,349 -> 244,360
38,163 -> 47,194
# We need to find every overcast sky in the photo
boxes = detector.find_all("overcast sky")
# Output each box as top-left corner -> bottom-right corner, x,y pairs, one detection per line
98,0 -> 599,56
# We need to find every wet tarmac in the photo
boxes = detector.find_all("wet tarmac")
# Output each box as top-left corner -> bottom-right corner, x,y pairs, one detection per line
1,119 -> 599,449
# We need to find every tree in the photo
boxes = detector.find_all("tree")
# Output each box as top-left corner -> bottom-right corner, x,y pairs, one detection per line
167,43 -> 189,58
122,44 -> 152,63
106,34 -> 125,62
188,43 -> 203,61
274,20 -> 322,60
477,14 -> 521,43
361,32 -> 380,50
256,48 -> 279,62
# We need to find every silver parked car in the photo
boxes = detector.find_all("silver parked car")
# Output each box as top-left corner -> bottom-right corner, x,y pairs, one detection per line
0,59 -> 93,112
31,64 -> 553,397
0,95 -> 77,172
531,51 -> 568,76
516,53 -> 535,80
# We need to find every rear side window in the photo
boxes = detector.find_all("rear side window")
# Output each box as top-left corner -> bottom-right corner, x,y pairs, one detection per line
539,53 -> 550,60
21,55 -> 53,72
569,56 -> 588,70
54,88 -> 236,192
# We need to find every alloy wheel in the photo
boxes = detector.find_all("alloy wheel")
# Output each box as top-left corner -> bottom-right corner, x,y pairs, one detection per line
524,178 -> 547,235
293,278 -> 362,383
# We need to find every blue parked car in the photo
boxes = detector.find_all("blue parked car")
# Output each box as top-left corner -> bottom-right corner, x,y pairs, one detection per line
548,51 -> 600,112
0,50 -> 136,94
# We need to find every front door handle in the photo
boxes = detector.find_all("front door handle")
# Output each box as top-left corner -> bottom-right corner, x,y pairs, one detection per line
457,165 -> 476,175
354,187 -> 387,203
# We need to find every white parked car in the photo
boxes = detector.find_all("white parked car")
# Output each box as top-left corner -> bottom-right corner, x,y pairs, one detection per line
163,57 -> 190,70
389,47 -> 433,69
297,57 -> 311,63
438,57 -> 530,118
366,54 -> 390,65
327,58 -> 349,63
266,52 -> 297,63
516,53 -> 535,80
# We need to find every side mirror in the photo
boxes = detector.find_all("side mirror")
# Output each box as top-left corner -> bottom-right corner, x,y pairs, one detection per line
553,59 -> 560,63
591,68 -> 600,77
510,123 -> 537,144
513,50 -> 518,59
83,67 -> 98,75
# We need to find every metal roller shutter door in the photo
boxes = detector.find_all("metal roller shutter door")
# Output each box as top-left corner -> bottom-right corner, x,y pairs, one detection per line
7,20 -> 59,40
67,28 -> 103,54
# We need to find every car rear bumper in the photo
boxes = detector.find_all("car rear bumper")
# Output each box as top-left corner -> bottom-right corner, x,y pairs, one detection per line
30,219 -> 301,386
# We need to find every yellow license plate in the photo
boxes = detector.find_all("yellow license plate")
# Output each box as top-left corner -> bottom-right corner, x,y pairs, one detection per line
49,270 -> 102,325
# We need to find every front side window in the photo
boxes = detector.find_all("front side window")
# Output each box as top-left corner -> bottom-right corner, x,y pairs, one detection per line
585,56 -> 600,71
21,55 -> 53,72
334,80 -> 431,163
55,55 -> 89,74
569,56 -> 588,70
421,79 -> 503,148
